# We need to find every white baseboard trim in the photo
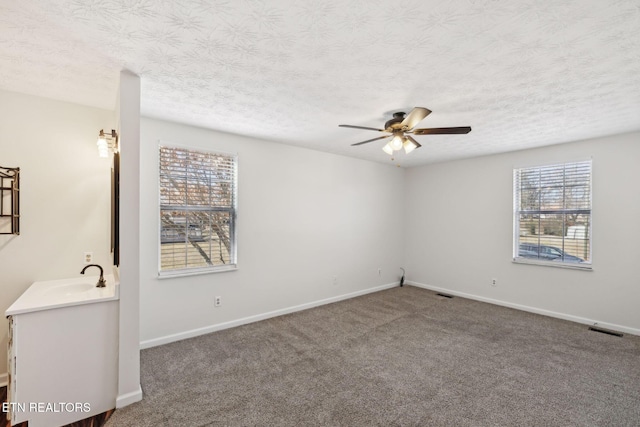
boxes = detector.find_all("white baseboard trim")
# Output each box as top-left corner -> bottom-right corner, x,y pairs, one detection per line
0,372 -> 7,387
116,385 -> 143,408
140,282 -> 399,349
407,281 -> 640,337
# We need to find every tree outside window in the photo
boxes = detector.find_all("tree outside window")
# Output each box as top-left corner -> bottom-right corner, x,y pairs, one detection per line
159,145 -> 237,274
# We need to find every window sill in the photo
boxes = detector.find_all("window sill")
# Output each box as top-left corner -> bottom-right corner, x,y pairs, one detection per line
158,264 -> 238,279
512,258 -> 592,271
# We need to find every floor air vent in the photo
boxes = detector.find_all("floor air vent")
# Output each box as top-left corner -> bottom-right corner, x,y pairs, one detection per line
589,326 -> 623,337
436,293 -> 453,299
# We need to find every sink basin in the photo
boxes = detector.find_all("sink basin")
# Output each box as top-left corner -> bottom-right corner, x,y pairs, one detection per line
41,282 -> 96,296
6,272 -> 119,316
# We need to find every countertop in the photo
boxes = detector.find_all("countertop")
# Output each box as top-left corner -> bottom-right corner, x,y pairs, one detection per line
6,273 -> 119,316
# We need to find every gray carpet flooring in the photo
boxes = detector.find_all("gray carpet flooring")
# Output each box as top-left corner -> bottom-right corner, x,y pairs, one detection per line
106,286 -> 640,426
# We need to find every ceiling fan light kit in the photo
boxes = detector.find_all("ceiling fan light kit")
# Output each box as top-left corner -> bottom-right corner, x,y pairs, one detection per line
403,137 -> 419,154
383,133 -> 419,155
339,107 -> 471,156
390,133 -> 404,150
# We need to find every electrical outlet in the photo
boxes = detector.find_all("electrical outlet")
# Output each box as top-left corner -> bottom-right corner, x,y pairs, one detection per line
214,296 -> 222,307
84,252 -> 93,264
491,278 -> 497,287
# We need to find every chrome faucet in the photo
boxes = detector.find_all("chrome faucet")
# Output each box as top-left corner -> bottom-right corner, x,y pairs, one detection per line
80,264 -> 107,288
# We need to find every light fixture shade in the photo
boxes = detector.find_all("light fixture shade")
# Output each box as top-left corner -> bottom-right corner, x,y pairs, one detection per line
97,136 -> 109,158
390,135 -> 404,150
382,142 -> 394,155
96,129 -> 118,158
403,137 -> 418,154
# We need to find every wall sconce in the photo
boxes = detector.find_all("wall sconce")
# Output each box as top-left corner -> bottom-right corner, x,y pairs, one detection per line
97,129 -> 119,158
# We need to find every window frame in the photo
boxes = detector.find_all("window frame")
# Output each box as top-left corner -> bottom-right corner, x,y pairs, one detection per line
512,159 -> 593,271
158,142 -> 238,277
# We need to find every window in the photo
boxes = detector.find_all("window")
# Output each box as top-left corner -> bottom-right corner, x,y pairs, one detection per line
513,160 -> 591,268
159,145 -> 237,275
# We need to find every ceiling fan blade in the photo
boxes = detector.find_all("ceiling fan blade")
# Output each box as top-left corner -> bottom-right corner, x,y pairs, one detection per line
339,124 -> 385,132
406,135 -> 422,149
412,126 -> 472,135
351,135 -> 392,146
401,107 -> 432,130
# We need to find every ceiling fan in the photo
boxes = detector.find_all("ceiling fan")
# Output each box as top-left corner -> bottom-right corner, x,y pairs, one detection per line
339,107 -> 471,155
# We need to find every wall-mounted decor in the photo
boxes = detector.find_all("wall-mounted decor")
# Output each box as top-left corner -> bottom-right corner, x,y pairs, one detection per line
0,166 -> 20,235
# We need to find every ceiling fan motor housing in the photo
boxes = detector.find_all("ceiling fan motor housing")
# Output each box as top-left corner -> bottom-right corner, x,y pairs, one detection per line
384,112 -> 406,130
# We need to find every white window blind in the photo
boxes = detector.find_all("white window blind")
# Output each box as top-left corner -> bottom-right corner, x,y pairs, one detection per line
513,160 -> 591,267
159,145 -> 237,275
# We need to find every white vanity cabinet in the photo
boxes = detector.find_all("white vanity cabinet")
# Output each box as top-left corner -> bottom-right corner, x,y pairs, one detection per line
5,274 -> 119,427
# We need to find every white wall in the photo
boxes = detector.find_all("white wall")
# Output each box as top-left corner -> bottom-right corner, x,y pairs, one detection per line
115,71 -> 142,407
0,90 -> 114,381
139,118 -> 405,346
404,132 -> 640,334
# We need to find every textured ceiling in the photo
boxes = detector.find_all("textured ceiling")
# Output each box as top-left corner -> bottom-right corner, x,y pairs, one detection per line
1,0 -> 639,167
